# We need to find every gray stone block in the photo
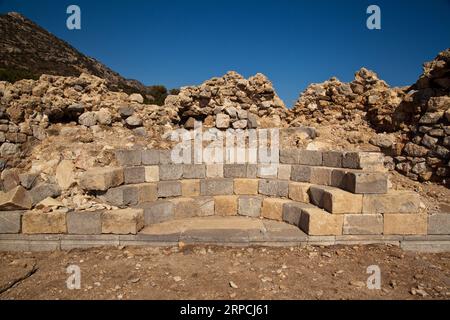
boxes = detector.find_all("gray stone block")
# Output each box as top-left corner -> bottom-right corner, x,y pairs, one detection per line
0,211 -> 23,233
224,164 -> 257,178
159,150 -> 172,164
159,165 -> 183,180
29,183 -> 62,205
330,169 -> 348,188
344,172 -> 388,194
200,178 -> 234,196
282,202 -> 313,226
157,181 -> 182,198
139,201 -> 174,224
115,149 -> 142,166
124,166 -> 145,184
103,185 -> 139,206
291,165 -> 312,182
238,196 -> 263,217
322,151 -> 343,167
142,149 -> 160,165
342,152 -> 360,169
428,214 -> 450,235
183,164 -> 206,179
258,179 -> 289,197
298,150 -> 322,166
67,211 -> 102,235
280,149 -> 299,164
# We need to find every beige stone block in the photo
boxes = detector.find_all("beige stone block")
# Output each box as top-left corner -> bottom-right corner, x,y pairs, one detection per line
136,183 -> 157,202
384,214 -> 427,235
299,207 -> 343,236
79,167 -> 124,191
171,197 -> 200,219
234,179 -> 258,195
288,182 -> 311,202
261,198 -> 291,221
278,164 -> 291,180
22,211 -> 67,234
144,166 -> 159,182
181,179 -> 201,197
322,188 -> 363,214
214,195 -> 238,216
363,191 -> 421,214
102,209 -> 144,234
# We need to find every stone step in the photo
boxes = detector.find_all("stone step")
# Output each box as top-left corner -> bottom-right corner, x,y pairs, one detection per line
139,216 -> 307,243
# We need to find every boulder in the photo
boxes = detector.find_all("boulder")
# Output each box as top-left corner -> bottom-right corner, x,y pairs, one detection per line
55,160 -> 75,190
0,186 -> 33,210
79,167 -> 124,191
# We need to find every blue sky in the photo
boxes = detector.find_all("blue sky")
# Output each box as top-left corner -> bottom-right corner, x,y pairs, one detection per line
1,0 -> 449,107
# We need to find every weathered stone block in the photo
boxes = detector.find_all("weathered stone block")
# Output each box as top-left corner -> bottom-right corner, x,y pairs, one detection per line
0,186 -> 32,210
344,172 -> 388,194
282,202 -> 313,226
238,196 -> 262,217
135,183 -> 158,203
342,152 -> 360,169
124,166 -> 145,184
298,150 -> 322,166
362,191 -> 420,214
159,150 -> 172,164
343,214 -> 383,235
310,167 -> 332,185
234,179 -> 258,195
291,165 -> 311,182
223,164 -> 257,178
280,149 -> 299,164
67,211 -> 102,235
200,178 -> 234,196
428,214 -> 450,235
257,164 -> 278,178
22,211 -> 67,234
102,209 -> 144,235
261,198 -> 290,221
171,198 -> 199,219
194,197 -> 215,216
144,166 -> 159,182
183,164 -> 206,179
319,187 -> 363,214
322,151 -> 343,168
103,185 -> 138,206
140,201 -> 174,224
0,211 -> 23,233
29,183 -> 61,205
258,179 -> 288,197
159,164 -> 183,181
206,164 -> 223,178
288,182 -> 311,202
384,214 -> 427,235
358,152 -> 385,171
79,167 -> 124,191
157,181 -> 182,198
141,149 -> 160,165
115,149 -> 141,166
181,179 -> 200,196
299,207 -> 343,236
214,195 -> 238,216
278,164 -> 291,180
330,169 -> 348,188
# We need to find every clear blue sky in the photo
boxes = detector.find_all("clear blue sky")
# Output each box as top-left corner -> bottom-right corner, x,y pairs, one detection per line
1,0 -> 449,107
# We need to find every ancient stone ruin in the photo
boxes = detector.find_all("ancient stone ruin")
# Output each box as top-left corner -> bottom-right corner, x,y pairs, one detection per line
0,50 -> 449,252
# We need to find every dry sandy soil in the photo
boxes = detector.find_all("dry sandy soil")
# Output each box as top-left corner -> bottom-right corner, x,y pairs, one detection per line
0,244 -> 449,300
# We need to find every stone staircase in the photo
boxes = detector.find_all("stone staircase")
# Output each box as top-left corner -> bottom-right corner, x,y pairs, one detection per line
1,147 -> 449,252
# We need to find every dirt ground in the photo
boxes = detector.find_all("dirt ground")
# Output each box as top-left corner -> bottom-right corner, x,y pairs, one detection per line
0,244 -> 449,300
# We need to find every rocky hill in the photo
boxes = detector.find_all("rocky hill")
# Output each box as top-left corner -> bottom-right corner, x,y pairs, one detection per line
0,12 -> 168,103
